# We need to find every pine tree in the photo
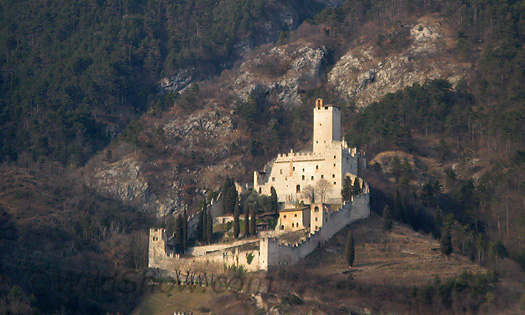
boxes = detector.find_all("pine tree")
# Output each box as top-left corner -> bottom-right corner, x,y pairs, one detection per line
383,205 -> 393,231
233,201 -> 240,239
244,204 -> 250,237
345,230 -> 355,267
270,187 -> 278,214
440,226 -> 453,257
250,208 -> 257,236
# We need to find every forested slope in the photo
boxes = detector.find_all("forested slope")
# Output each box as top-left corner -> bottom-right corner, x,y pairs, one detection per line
0,0 -> 524,313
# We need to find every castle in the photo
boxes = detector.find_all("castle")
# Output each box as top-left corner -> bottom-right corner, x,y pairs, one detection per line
254,98 -> 366,205
149,99 -> 370,273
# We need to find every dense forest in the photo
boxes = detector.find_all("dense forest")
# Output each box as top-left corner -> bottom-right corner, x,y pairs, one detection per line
0,0 -> 324,165
0,0 -> 524,313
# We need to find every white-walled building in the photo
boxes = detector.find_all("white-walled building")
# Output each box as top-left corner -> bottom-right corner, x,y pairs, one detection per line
254,99 -> 366,205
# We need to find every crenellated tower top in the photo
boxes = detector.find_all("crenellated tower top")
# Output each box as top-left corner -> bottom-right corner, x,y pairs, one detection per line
313,98 -> 341,153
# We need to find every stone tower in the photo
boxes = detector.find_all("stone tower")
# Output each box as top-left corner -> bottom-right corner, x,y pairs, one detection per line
313,98 -> 341,153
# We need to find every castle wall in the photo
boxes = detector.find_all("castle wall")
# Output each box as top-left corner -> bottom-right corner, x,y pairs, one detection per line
149,192 -> 370,272
262,192 -> 370,268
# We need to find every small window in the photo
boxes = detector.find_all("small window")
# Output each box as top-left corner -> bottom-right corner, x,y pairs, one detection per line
294,214 -> 297,217
316,165 -> 319,170
291,223 -> 294,227
272,177 -> 275,182
293,166 -> 295,171
296,185 -> 301,193
284,215 -> 287,218
280,169 -> 282,174
315,217 -> 318,222
311,176 -> 314,180
334,155 -> 336,159
302,168 -> 305,172
325,106 -> 328,110
302,175 -> 305,180
333,164 -> 336,167
259,188 -> 262,194
281,225 -> 284,230
316,141 -> 318,144
314,206 -> 319,212
332,174 -> 335,178
321,175 -> 324,179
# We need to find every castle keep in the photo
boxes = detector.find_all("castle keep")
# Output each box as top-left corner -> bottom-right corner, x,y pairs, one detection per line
149,99 -> 370,272
254,99 -> 366,205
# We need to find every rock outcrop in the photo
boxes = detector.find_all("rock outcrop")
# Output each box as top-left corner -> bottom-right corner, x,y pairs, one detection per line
233,42 -> 327,108
328,17 -> 471,107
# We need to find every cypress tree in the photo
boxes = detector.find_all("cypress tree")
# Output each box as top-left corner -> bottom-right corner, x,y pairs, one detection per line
342,176 -> 352,202
353,177 -> 361,196
233,201 -> 240,238
270,187 -> 278,214
183,208 -> 188,251
197,210 -> 204,242
440,226 -> 453,257
244,204 -> 250,237
175,214 -> 183,253
202,209 -> 208,242
383,204 -> 393,231
206,210 -> 213,244
345,230 -> 355,267
250,208 -> 257,236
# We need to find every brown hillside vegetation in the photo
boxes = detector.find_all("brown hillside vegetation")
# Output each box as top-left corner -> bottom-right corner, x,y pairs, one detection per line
134,215 -> 524,314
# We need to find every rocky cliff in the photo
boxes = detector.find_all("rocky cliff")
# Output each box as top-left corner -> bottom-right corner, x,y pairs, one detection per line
328,16 -> 471,107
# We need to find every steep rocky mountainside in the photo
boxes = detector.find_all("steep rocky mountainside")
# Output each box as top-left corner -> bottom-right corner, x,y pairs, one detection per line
328,15 -> 471,107
85,15 -> 472,217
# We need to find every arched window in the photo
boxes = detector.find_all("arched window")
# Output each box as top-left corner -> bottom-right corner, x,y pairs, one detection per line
314,206 -> 319,212
296,185 -> 301,193
259,187 -> 262,194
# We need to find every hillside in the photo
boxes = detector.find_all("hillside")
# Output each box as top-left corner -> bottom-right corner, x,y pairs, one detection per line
133,215 -> 524,314
0,0 -> 524,313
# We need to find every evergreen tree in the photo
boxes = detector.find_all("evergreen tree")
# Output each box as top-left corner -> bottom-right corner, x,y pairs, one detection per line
345,230 -> 355,267
440,226 -> 453,257
270,187 -> 278,214
244,204 -> 250,237
233,201 -> 240,239
222,177 -> 238,214
353,177 -> 361,196
175,214 -> 183,253
206,210 -> 213,244
250,208 -> 257,236
202,209 -> 208,242
342,176 -> 352,202
383,204 -> 393,231
183,208 -> 188,251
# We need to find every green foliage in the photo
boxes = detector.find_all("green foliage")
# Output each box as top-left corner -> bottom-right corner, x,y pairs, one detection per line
345,230 -> 355,266
346,80 -> 474,153
0,0 -> 325,165
246,252 -> 255,265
